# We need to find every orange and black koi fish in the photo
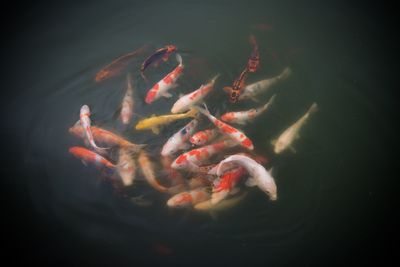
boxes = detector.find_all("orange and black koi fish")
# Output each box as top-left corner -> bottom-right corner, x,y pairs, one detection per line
140,45 -> 177,80
223,68 -> 249,103
95,45 -> 148,82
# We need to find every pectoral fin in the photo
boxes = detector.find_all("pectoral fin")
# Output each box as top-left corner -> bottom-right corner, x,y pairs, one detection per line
245,177 -> 257,187
162,92 -> 173,98
289,146 -> 297,153
229,187 -> 241,195
151,127 -> 160,135
270,139 -> 277,146
223,86 -> 233,94
251,96 -> 260,103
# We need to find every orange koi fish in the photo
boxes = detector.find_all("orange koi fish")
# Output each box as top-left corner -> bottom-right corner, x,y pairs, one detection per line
69,146 -> 115,169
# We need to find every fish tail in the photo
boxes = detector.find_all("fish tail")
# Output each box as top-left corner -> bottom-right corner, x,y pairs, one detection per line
263,94 -> 276,110
176,53 -> 183,66
279,67 -> 292,80
211,74 -> 221,84
307,102 -> 318,115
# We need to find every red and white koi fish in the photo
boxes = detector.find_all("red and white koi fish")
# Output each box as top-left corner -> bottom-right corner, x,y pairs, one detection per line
171,74 -> 220,113
216,154 -> 277,200
189,128 -> 219,146
69,146 -> 115,169
117,148 -> 136,186
171,139 -> 236,172
69,125 -> 145,152
140,45 -> 177,80
120,73 -> 135,125
161,119 -> 199,156
79,105 -> 109,152
221,94 -> 276,125
167,187 -> 210,208
211,166 -> 247,204
145,54 -> 183,104
239,67 -> 291,102
194,105 -> 254,150
247,35 -> 260,73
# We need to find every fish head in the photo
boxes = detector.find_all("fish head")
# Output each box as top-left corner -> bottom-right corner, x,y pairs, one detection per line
259,177 -> 278,201
167,192 -> 192,207
171,100 -> 184,114
80,105 -> 90,115
161,139 -> 179,157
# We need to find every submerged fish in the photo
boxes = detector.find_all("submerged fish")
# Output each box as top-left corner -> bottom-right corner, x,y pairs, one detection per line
223,68 -> 249,103
239,67 -> 291,102
167,187 -> 210,208
161,119 -> 199,156
194,191 -> 248,211
221,94 -> 276,125
78,105 -> 109,152
120,73 -> 135,125
140,45 -> 177,80
247,35 -> 260,73
69,146 -> 115,169
69,125 -> 144,152
137,150 -> 168,193
171,74 -> 220,113
145,54 -> 184,104
211,166 -> 247,205
189,128 -> 219,146
195,105 -> 254,150
134,108 -> 198,135
216,154 -> 277,200
117,147 -> 136,186
272,102 -> 318,154
95,45 -> 148,82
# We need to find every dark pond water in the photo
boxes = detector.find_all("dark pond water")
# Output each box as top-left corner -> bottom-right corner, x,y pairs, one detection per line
2,0 -> 397,265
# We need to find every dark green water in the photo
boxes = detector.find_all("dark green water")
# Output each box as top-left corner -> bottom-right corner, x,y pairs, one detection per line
2,1 -> 397,265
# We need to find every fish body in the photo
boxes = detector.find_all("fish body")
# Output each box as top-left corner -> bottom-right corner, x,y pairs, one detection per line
120,73 -> 134,125
69,125 -> 143,151
134,108 -> 198,134
189,128 -> 219,146
117,148 -> 136,186
137,150 -> 168,193
140,45 -> 177,79
69,146 -> 115,169
194,191 -> 248,211
188,175 -> 212,189
171,140 -> 236,171
272,103 -> 318,154
221,94 -> 276,125
217,154 -> 277,200
223,68 -> 249,103
247,35 -> 260,73
79,105 -> 108,152
145,54 -> 183,104
167,187 -> 210,208
195,105 -> 254,150
239,67 -> 291,101
161,119 -> 199,156
211,166 -> 247,204
171,74 -> 219,113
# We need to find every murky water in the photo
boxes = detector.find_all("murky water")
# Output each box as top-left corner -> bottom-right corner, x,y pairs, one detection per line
3,1 -> 396,265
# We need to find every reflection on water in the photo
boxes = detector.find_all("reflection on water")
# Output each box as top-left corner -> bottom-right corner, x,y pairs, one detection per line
4,0 -> 394,265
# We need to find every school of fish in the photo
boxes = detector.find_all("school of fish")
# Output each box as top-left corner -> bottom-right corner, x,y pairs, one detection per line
69,38 -> 317,215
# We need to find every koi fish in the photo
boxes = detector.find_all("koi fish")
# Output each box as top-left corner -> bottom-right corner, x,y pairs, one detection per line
166,187 -> 210,208
194,105 -> 254,150
189,128 -> 219,146
272,103 -> 318,154
95,45 -> 148,82
216,154 -> 277,200
247,35 -> 260,73
194,191 -> 248,212
117,147 -> 136,186
161,119 -> 199,156
238,67 -> 291,102
223,68 -> 249,103
221,94 -> 276,125
188,175 -> 212,189
69,146 -> 115,169
120,73 -> 135,125
145,54 -> 183,104
140,45 -> 177,80
211,166 -> 247,205
69,125 -> 144,152
134,108 -> 198,135
137,150 -> 168,193
171,74 -> 220,113
171,139 -> 236,172
78,105 -> 109,152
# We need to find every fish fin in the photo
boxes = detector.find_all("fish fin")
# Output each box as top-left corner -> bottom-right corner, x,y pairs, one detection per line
268,167 -> 275,176
223,86 -> 233,94
245,177 -> 257,187
186,108 -> 199,118
151,127 -> 160,135
113,106 -> 122,121
289,146 -> 297,153
162,92 -> 173,98
270,139 -> 277,146
81,160 -> 88,167
176,53 -> 183,65
308,102 -> 318,115
211,74 -> 221,84
229,187 -> 240,195
74,120 -> 81,126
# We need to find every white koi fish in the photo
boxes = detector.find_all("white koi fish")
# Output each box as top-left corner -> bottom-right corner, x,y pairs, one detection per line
79,105 -> 109,152
221,94 -> 276,125
194,105 -> 254,150
120,73 -> 134,125
239,67 -> 291,102
161,119 -> 199,156
145,54 -> 184,104
272,102 -> 318,154
171,74 -> 220,113
216,154 -> 277,200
